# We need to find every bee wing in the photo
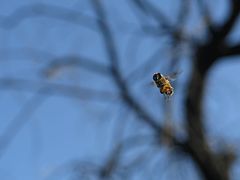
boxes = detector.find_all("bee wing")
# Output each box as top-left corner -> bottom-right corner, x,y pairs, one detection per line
143,81 -> 155,87
150,81 -> 156,86
165,71 -> 182,81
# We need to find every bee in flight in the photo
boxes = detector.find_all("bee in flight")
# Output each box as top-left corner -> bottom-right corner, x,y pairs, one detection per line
152,72 -> 176,96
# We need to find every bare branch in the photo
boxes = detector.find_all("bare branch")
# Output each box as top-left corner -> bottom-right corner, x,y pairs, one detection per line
0,48 -> 110,77
221,43 -> 240,57
42,55 -> 111,78
196,0 -> 215,34
0,90 -> 46,159
179,3 -> 240,179
177,0 -> 190,28
91,0 -> 161,131
0,47 -> 55,61
0,77 -> 117,101
131,0 -> 197,47
132,0 -> 172,30
214,0 -> 240,41
90,1 -> 120,69
0,3 -> 96,30
99,134 -> 156,178
126,47 -> 163,84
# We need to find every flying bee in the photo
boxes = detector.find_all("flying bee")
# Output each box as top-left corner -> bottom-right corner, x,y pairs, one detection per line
152,72 -> 176,96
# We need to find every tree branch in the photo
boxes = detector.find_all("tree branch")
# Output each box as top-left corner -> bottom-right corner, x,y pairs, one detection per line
0,3 -> 96,30
42,55 -> 111,78
213,0 -> 240,41
91,0 -> 161,131
221,43 -> 240,57
132,0 -> 172,30
0,77 -> 117,101
196,0 -> 216,34
181,3 -> 240,179
0,90 -> 46,159
131,0 -> 197,47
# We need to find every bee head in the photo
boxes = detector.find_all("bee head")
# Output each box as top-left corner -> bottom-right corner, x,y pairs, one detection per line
153,73 -> 162,81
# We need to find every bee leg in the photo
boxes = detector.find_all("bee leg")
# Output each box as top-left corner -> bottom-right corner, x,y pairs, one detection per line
164,95 -> 170,102
160,88 -> 164,94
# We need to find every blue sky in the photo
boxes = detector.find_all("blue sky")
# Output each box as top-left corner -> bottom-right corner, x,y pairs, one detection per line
0,0 -> 240,179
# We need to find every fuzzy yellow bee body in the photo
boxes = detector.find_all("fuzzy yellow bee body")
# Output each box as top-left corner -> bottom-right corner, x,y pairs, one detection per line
153,72 -> 174,96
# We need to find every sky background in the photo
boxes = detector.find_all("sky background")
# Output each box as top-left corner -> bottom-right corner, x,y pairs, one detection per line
0,0 -> 240,179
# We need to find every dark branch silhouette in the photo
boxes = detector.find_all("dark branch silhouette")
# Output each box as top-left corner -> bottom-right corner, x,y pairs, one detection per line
0,90 -> 46,159
91,0 -> 162,131
0,77 -> 117,101
0,3 -> 96,30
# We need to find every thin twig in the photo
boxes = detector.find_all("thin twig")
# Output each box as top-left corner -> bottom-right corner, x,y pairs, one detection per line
0,3 -> 96,30
43,55 -> 111,78
0,89 -> 47,159
0,77 -> 117,101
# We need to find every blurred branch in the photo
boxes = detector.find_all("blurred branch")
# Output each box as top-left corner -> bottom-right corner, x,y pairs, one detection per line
99,134 -> 156,178
185,82 -> 234,180
0,48 -> 110,77
196,0 -> 215,34
183,2 -> 240,176
0,73 -> 117,159
178,1 -> 240,180
43,55 -> 111,78
126,47 -> 163,84
131,0 -> 197,47
90,1 -> 189,174
132,0 -> 172,30
99,145 -> 122,178
91,6 -> 188,177
91,0 -> 161,131
176,0 -> 190,28
213,0 -> 240,41
45,134 -> 156,179
0,89 -> 46,159
90,1 -> 120,69
193,0 -> 240,75
221,43 -> 240,57
0,3 -> 96,30
0,77 -> 117,101
0,47 -> 55,61
44,160 -> 100,180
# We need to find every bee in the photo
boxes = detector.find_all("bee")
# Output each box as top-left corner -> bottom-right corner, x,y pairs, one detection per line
152,72 -> 175,96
